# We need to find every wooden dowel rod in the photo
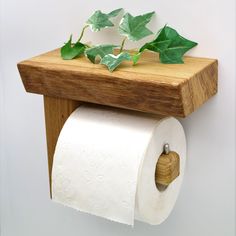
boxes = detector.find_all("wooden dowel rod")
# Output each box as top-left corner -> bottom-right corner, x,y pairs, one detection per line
155,151 -> 180,187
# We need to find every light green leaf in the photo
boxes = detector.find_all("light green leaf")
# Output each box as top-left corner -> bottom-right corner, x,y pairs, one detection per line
107,8 -> 123,18
100,52 -> 131,72
61,35 -> 86,60
86,8 -> 123,32
119,11 -> 155,41
140,25 -> 198,63
85,45 -> 118,63
132,52 -> 142,65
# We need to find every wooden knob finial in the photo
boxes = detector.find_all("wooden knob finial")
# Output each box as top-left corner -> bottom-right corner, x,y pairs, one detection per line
155,150 -> 180,187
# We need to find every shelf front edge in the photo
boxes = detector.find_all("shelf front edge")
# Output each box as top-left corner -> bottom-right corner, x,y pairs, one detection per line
17,54 -> 218,118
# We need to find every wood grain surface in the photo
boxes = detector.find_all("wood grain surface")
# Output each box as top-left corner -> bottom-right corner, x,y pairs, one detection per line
18,48 -> 218,117
44,96 -> 80,195
155,151 -> 180,186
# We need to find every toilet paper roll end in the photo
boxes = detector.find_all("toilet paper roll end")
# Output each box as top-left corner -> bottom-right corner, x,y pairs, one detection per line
155,144 -> 180,187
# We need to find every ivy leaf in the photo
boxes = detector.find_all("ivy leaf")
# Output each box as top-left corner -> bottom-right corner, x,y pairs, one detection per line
140,25 -> 198,63
86,8 -> 123,32
107,8 -> 123,18
119,11 -> 155,41
100,52 -> 131,72
140,39 -> 171,53
85,44 -> 117,63
61,35 -> 86,60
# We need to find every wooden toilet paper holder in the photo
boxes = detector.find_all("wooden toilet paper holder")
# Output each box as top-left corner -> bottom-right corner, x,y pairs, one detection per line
17,49 -> 218,195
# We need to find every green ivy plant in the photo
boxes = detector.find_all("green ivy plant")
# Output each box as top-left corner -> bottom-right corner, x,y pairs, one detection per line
61,8 -> 198,72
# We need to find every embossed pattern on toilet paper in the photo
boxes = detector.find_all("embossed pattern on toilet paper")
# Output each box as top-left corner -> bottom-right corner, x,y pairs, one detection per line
52,105 -> 186,225
52,105 -> 159,225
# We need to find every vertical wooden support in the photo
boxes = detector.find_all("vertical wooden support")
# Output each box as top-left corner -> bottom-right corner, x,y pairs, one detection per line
44,96 -> 81,195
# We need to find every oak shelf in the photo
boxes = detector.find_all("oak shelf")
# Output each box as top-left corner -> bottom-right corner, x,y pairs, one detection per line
18,48 -> 218,118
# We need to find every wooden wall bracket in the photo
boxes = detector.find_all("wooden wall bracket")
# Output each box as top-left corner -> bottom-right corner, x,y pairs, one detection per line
17,48 -> 218,195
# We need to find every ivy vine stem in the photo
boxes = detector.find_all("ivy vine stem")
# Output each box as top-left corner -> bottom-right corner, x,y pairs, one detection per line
119,37 -> 127,52
77,25 -> 89,42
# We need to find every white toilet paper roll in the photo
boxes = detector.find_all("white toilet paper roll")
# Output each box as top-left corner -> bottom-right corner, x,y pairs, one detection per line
52,104 -> 186,225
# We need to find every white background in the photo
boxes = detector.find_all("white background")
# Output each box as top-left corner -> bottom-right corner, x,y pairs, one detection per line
0,0 -> 235,235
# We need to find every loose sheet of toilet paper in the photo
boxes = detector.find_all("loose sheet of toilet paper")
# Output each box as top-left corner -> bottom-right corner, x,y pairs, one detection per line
52,105 -> 186,225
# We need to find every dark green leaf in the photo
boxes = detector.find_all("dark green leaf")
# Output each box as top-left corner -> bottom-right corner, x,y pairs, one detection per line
140,40 -> 171,53
159,48 -> 186,63
61,35 -> 86,60
100,52 -> 131,72
140,25 -> 198,63
119,11 -> 155,41
85,45 -> 118,63
86,8 -> 122,32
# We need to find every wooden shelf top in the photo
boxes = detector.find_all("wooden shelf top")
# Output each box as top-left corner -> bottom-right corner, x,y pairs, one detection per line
17,48 -> 218,117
